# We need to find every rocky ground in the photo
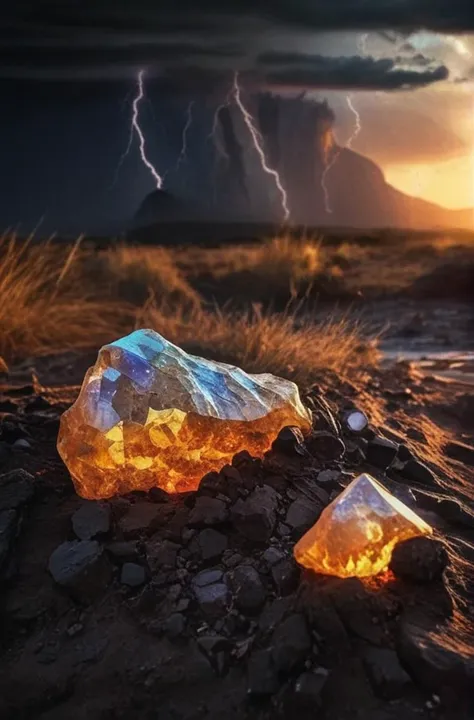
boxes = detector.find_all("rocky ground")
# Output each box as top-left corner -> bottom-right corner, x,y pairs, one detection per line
1,353 -> 474,720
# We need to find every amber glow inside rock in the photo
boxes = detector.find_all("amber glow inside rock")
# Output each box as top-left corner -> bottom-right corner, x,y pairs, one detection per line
58,329 -> 312,499
294,473 -> 432,578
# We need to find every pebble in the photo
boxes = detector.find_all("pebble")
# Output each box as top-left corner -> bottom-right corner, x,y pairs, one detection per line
292,669 -> 329,709
272,614 -> 311,673
193,568 -> 223,587
118,502 -> 167,537
366,437 -> 399,469
363,647 -> 412,699
0,468 -> 34,511
121,562 -> 146,587
285,497 -> 322,536
164,613 -> 186,639
72,501 -> 111,540
231,485 -> 279,542
390,537 -> 447,583
401,459 -> 437,487
48,540 -> 112,601
271,557 -> 300,596
271,426 -> 306,456
228,564 -> 266,613
193,528 -> 228,561
306,432 -> 345,461
194,582 -> 230,616
188,497 -> 228,527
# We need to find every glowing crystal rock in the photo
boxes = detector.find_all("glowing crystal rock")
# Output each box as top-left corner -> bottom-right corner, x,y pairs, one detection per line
294,473 -> 432,578
58,329 -> 312,499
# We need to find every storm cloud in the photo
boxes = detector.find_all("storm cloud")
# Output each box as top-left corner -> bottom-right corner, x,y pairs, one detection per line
0,0 -> 469,89
258,53 -> 449,90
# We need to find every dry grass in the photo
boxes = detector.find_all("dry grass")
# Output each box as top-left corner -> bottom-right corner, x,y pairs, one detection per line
83,244 -> 201,308
177,234 -> 340,305
0,231 -> 383,387
138,301 -> 379,389
0,233 -> 135,362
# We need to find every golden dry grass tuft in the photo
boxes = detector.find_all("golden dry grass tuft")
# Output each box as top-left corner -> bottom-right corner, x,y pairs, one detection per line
83,244 -> 201,308
0,233 -> 135,362
178,234 -> 338,305
138,301 -> 379,389
0,232 -> 378,388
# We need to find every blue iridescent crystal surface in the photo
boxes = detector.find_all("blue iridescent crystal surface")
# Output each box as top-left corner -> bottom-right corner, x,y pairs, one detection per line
58,329 -> 312,498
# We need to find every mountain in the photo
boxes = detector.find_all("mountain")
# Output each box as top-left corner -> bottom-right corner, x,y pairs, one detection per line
323,147 -> 473,230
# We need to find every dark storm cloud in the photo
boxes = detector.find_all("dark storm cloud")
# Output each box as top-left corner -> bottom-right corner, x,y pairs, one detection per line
0,0 -> 465,89
258,53 -> 449,90
3,0 -> 474,34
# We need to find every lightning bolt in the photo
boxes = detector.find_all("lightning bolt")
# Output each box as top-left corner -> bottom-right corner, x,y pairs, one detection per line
321,95 -> 362,214
345,94 -> 362,150
176,100 -> 195,172
208,98 -> 231,161
232,71 -> 290,222
132,69 -> 163,190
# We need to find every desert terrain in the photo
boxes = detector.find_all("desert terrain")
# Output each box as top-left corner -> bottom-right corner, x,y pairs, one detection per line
0,227 -> 474,719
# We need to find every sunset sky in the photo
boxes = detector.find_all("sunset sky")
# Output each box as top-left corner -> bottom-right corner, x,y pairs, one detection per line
1,2 -> 474,230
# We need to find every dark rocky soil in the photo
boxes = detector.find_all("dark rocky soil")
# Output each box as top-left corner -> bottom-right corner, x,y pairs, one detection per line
1,354 -> 474,720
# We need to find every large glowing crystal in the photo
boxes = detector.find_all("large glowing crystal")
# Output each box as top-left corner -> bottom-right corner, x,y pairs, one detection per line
294,473 -> 432,578
58,329 -> 312,499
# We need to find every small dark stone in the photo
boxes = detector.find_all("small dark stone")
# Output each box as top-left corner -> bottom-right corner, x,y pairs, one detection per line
197,634 -> 229,656
248,650 -> 279,695
272,426 -> 306,456
164,612 -> 186,638
146,539 -> 180,571
231,485 -> 278,542
401,459 -> 437,486
106,541 -> 139,561
197,471 -> 223,497
390,537 -> 447,583
285,497 -> 322,537
397,616 -> 474,692
232,450 -> 254,468
261,546 -> 286,566
436,499 -> 474,529
272,614 -> 311,673
188,497 -> 228,527
306,432 -> 345,461
120,562 -> 146,587
366,437 -> 399,469
292,670 -> 328,710
316,469 -> 342,491
0,468 -> 34,511
343,409 -> 369,434
272,557 -> 300,596
118,502 -> 168,537
259,597 -> 292,634
147,487 -> 169,503
72,501 -> 111,540
193,528 -> 228,561
194,582 -> 230,616
48,540 -> 112,601
12,438 -> 31,452
229,564 -> 266,613
444,440 -> 474,467
363,647 -> 412,699
193,569 -> 223,587
397,444 -> 414,463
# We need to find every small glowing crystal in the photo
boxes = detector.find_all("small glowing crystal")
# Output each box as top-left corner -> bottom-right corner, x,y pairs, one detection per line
58,329 -> 312,499
294,473 -> 432,578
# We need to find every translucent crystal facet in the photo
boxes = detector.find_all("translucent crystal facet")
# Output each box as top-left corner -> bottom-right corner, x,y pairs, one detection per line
58,329 -> 312,499
294,473 -> 432,578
